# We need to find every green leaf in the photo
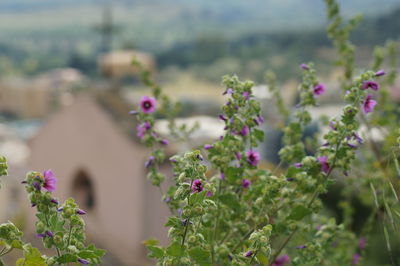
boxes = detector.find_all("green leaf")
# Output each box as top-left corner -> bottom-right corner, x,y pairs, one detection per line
11,240 -> 23,249
165,217 -> 181,228
0,258 -> 4,266
256,253 -> 269,265
190,190 -> 206,205
224,167 -> 242,183
19,244 -> 46,266
253,129 -> 265,142
188,247 -> 211,265
166,242 -> 183,257
219,193 -> 240,211
287,205 -> 312,221
147,246 -> 164,259
143,238 -> 159,247
56,254 -> 78,264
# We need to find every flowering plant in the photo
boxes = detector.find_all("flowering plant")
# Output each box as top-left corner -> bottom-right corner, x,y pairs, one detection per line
133,0 -> 400,265
0,160 -> 105,265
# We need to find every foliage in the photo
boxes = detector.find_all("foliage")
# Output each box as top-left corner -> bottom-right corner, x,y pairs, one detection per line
0,161 -> 105,265
133,0 -> 400,265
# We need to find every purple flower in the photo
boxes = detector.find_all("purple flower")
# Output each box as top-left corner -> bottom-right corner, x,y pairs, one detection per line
58,207 -> 64,212
242,91 -> 250,100
136,122 -> 151,139
300,63 -> 309,70
144,156 -> 155,168
220,172 -> 225,180
375,70 -> 385,77
128,110 -> 138,115
244,251 -> 253,257
78,258 -> 90,265
286,177 -> 295,181
164,196 -> 171,203
46,231 -> 54,238
206,191 -> 213,197
329,121 -> 337,130
50,199 -> 59,205
235,152 -> 242,161
273,254 -> 290,266
32,181 -> 41,191
358,237 -> 366,250
242,179 -> 251,189
313,83 -> 325,96
218,114 -> 227,121
317,156 -> 330,174
257,115 -> 265,124
353,132 -> 363,144
361,81 -> 379,91
140,96 -> 156,114
159,139 -> 169,145
204,144 -> 213,150
191,179 -> 203,193
223,88 -> 234,95
246,150 -> 260,166
296,245 -> 306,249
76,209 -> 86,215
219,136 -> 224,141
240,126 -> 249,136
363,94 -> 377,114
352,253 -> 361,265
347,143 -> 358,149
36,233 -> 46,238
43,170 -> 57,192
294,163 -> 302,168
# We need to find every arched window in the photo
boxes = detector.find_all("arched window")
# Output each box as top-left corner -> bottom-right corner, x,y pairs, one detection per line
72,170 -> 95,211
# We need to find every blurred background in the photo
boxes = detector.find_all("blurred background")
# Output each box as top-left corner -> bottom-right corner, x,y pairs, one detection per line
0,0 -> 399,265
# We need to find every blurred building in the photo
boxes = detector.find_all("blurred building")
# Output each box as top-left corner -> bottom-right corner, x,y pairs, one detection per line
28,91 -> 170,265
0,68 -> 86,119
98,50 -> 155,79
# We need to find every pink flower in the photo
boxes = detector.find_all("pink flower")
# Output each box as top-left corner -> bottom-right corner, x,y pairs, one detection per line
191,179 -> 203,193
352,253 -> 361,265
240,126 -> 249,136
273,255 -> 290,266
358,237 -> 366,250
136,121 -> 151,139
300,63 -> 309,70
313,83 -> 325,96
363,94 -> 377,114
317,156 -> 330,174
242,91 -> 250,100
204,144 -> 213,150
361,81 -> 379,91
43,170 -> 57,192
140,96 -> 156,113
242,179 -> 251,189
375,70 -> 385,77
246,150 -> 260,166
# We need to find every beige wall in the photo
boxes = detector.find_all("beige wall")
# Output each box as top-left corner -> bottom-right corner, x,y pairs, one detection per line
29,95 -> 170,265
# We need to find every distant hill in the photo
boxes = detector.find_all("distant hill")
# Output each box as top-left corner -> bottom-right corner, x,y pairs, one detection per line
0,0 -> 399,78
156,5 -> 400,82
0,0 -> 399,51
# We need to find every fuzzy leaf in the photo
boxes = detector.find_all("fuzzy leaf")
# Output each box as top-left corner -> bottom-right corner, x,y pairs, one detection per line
188,247 -> 211,265
166,242 -> 183,257
287,205 -> 312,221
